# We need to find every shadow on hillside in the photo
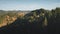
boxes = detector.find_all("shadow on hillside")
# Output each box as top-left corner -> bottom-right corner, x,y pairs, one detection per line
0,16 -> 48,34
0,16 -> 60,34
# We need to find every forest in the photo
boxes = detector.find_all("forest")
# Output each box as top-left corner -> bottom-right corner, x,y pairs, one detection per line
0,7 -> 60,34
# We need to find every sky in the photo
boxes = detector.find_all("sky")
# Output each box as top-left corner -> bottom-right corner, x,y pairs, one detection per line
0,0 -> 60,10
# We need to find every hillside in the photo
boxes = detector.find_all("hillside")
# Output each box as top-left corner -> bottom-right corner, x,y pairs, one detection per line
0,7 -> 60,34
0,10 -> 29,27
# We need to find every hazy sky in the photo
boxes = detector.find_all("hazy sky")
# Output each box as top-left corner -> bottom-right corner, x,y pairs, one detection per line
0,0 -> 60,10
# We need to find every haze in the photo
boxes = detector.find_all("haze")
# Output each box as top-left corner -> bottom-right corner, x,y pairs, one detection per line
0,0 -> 60,10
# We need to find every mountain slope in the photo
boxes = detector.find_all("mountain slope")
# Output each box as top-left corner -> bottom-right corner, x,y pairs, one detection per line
0,8 -> 60,34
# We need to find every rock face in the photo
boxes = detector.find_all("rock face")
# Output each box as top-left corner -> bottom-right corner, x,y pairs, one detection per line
0,11 -> 27,27
0,15 -> 17,27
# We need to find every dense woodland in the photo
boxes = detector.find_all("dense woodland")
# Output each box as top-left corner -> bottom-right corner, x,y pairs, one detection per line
0,7 -> 60,34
